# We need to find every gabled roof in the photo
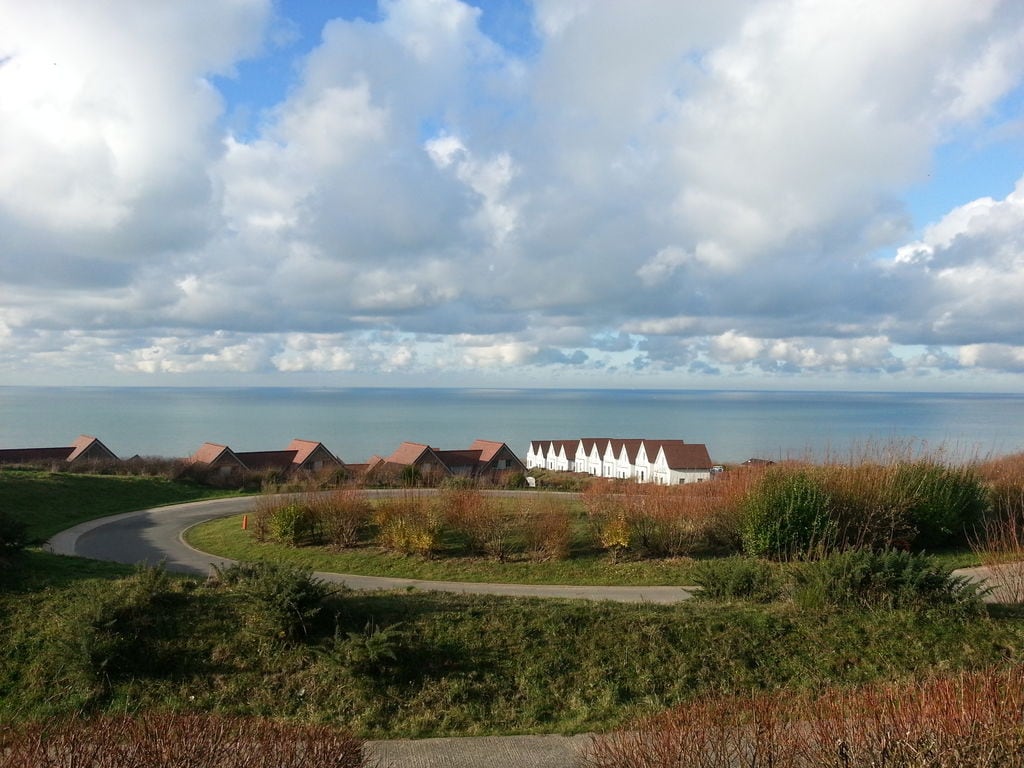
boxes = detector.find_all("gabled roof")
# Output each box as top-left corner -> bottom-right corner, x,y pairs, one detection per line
191,442 -> 244,467
470,439 -> 506,463
0,434 -> 117,465
286,438 -> 344,468
67,435 -> 117,463
0,447 -> 74,464
656,442 -> 713,470
435,449 -> 483,472
616,439 -> 644,463
235,450 -> 298,472
387,441 -> 432,465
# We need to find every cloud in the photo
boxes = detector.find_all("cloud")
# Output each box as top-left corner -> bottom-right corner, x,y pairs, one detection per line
3,0 -> 1024,386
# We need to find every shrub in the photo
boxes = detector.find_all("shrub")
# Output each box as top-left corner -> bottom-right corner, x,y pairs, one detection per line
894,462 -> 987,549
373,495 -> 442,556
821,462 -> 917,550
269,502 -> 319,546
438,489 -> 516,560
792,548 -> 983,612
521,495 -> 572,561
59,565 -> 183,700
584,668 -> 1024,768
211,561 -> 331,644
309,490 -> 370,549
690,556 -> 783,602
344,620 -> 405,674
0,508 -> 28,555
0,713 -> 365,768
741,467 -> 836,559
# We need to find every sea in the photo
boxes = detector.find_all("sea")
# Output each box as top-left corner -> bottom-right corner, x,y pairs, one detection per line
2,386 -> 1024,466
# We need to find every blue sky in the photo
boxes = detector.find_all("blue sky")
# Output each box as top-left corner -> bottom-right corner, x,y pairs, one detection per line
3,0 -> 1024,391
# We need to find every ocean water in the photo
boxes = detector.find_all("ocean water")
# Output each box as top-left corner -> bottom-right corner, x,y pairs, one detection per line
1,386 -> 1024,465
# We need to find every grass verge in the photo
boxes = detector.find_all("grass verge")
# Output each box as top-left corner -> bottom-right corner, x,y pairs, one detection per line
185,513 -> 703,585
2,469 -> 238,542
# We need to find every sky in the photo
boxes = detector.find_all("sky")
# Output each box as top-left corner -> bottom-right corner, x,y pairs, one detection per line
2,0 -> 1024,392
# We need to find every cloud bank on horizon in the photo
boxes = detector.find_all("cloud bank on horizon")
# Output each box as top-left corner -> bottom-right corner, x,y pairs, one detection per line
2,0 -> 1024,390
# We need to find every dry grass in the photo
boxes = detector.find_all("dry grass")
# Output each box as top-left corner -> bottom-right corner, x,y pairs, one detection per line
307,490 -> 372,549
583,667 -> 1024,768
0,712 -> 364,768
582,470 -> 761,557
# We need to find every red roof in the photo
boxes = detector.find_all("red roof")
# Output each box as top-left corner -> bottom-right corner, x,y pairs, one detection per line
656,442 -> 712,470
235,450 -> 298,472
387,442 -> 431,465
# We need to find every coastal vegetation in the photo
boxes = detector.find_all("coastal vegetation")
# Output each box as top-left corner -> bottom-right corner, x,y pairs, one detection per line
4,452 -> 1024,758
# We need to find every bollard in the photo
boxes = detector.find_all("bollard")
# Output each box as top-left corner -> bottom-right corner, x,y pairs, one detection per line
241,514 -> 248,530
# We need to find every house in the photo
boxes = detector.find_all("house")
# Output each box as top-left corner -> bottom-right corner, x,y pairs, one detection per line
0,435 -> 118,466
650,442 -> 714,485
373,439 -> 526,481
527,437 -> 714,484
189,438 -> 345,476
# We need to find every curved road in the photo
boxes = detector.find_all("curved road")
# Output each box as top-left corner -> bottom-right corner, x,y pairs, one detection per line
45,495 -> 697,604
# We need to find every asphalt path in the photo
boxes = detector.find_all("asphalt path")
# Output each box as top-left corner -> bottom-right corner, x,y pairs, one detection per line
45,493 -> 697,603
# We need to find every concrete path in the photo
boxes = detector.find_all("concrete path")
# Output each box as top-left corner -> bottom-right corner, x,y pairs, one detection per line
45,495 -> 696,603
364,733 -> 594,768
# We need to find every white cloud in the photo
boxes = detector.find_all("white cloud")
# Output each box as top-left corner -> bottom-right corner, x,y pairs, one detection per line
3,0 -> 1024,386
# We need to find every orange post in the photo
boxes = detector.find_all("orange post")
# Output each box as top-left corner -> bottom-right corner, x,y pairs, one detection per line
241,514 -> 248,530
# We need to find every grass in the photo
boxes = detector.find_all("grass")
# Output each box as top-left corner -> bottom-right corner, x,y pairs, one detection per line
3,554 -> 1024,738
186,513 -> 705,585
2,465 -> 1023,749
1,469 -> 238,542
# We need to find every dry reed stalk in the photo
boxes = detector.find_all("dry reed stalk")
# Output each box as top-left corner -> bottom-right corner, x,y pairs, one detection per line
583,668 -> 1024,768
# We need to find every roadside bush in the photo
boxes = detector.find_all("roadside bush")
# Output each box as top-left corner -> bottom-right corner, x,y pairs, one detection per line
0,508 -> 28,556
895,461 -> 987,549
792,548 -> 983,612
269,502 -> 319,546
584,667 -> 1024,768
211,561 -> 331,645
373,495 -> 442,556
690,556 -> 783,603
438,489 -> 516,560
822,462 -> 916,550
343,620 -> 406,675
309,490 -> 370,549
741,467 -> 835,559
0,713 -> 365,768
521,495 -> 572,561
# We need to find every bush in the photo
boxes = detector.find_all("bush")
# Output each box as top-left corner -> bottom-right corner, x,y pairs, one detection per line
741,467 -> 836,559
212,561 -> 331,644
894,462 -> 987,549
309,490 -> 370,549
0,508 -> 28,556
438,489 -> 516,560
792,548 -> 983,612
269,502 -> 319,546
585,668 -> 1024,768
373,495 -> 442,556
0,713 -> 365,768
521,495 -> 572,561
690,556 -> 783,602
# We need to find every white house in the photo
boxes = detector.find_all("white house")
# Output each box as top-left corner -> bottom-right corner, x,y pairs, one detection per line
650,442 -> 714,485
527,437 -> 714,485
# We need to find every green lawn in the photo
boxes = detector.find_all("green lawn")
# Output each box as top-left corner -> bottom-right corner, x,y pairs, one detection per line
185,513 -> 707,585
1,469 -> 239,542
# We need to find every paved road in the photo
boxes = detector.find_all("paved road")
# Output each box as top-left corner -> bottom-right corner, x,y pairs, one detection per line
45,494 -> 697,604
